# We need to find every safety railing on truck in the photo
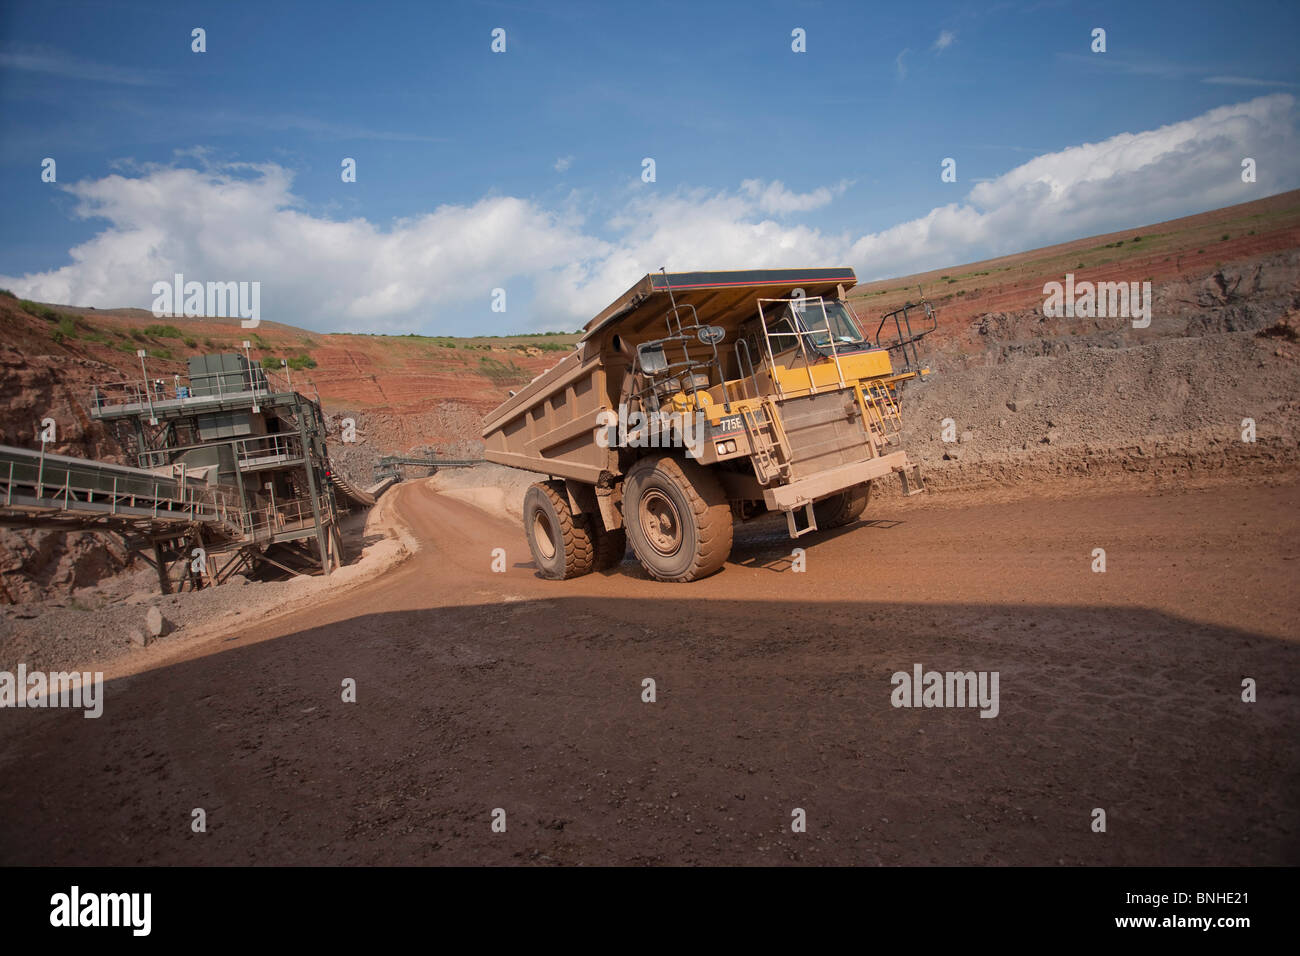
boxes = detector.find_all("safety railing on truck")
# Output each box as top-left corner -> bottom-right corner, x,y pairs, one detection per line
755,296 -> 852,398
874,296 -> 936,373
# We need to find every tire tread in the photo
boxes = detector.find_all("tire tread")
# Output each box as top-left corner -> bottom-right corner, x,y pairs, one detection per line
526,480 -> 594,578
625,456 -> 733,582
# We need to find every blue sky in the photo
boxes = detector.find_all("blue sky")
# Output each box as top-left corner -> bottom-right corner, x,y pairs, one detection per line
1,0 -> 1298,334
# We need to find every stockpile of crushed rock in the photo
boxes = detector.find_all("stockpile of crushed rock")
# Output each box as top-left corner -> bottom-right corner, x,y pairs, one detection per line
899,326 -> 1299,489
0,569 -> 308,674
887,251 -> 1300,491
0,506 -> 396,673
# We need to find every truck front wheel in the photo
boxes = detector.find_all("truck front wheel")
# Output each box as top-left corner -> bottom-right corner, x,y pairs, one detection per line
624,456 -> 733,582
523,481 -> 595,579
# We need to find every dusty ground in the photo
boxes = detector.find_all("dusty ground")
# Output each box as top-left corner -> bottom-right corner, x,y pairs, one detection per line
1,474 -> 1295,866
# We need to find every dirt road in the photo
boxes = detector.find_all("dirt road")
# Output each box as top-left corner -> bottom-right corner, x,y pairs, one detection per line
2,478 -> 1297,865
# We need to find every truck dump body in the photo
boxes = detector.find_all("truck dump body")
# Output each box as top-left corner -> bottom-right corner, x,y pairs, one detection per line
481,347 -> 609,482
482,267 -> 929,581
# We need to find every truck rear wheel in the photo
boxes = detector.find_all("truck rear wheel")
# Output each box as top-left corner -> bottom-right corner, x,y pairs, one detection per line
590,523 -> 627,571
814,481 -> 872,529
523,481 -> 594,579
624,456 -> 732,582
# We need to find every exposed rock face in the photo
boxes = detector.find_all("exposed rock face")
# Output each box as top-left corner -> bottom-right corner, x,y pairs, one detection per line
0,347 -> 125,458
0,528 -> 132,604
0,345 -> 135,604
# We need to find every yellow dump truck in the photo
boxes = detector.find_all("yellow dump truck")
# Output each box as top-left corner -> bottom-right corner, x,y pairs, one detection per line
482,268 -> 932,581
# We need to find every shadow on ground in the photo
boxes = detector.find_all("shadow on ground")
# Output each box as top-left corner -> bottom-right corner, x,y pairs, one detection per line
1,595 -> 1296,866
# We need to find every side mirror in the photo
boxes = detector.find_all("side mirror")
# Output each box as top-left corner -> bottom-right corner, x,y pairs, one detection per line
637,342 -> 669,374
697,325 -> 725,345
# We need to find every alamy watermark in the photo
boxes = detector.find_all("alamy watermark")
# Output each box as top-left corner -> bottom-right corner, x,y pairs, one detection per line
890,663 -> 999,718
50,886 -> 150,935
151,273 -> 260,328
596,405 -> 707,456
0,665 -> 103,718
1042,273 -> 1151,328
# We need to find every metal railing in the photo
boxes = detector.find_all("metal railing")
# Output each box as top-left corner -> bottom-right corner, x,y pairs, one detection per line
874,296 -> 937,373
0,445 -> 342,546
755,296 -> 849,398
0,444 -> 243,532
240,492 -> 333,540
135,433 -> 305,471
628,268 -> 733,417
233,433 -> 303,467
90,366 -> 294,416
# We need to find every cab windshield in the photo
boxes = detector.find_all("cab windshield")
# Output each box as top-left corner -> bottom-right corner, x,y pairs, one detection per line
770,299 -> 868,350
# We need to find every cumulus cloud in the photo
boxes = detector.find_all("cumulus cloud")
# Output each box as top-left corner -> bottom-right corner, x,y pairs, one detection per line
540,188 -> 851,321
4,95 -> 1296,332
2,164 -> 600,333
554,155 -> 574,173
740,179 -> 849,214
848,93 -> 1299,277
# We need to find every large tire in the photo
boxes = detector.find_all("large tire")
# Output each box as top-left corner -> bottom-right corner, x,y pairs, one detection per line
624,456 -> 733,582
813,481 -> 872,530
590,523 -> 627,571
523,481 -> 594,579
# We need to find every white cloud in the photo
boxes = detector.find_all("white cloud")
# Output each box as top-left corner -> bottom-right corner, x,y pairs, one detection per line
1,165 -> 600,333
740,179 -> 849,214
895,48 -> 910,80
932,31 -> 956,52
540,188 -> 851,321
1204,75 -> 1296,88
0,46 -> 162,85
849,93 -> 1299,278
554,155 -> 574,173
4,96 -> 1297,333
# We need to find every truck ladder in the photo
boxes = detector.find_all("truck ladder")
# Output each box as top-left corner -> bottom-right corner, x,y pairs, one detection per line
740,401 -> 789,486
861,380 -> 904,445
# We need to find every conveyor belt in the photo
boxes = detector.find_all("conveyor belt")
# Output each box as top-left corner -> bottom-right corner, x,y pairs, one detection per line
0,444 -> 243,536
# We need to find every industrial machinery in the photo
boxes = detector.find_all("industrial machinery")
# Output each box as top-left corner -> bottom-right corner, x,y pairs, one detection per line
482,268 -> 932,582
65,352 -> 365,589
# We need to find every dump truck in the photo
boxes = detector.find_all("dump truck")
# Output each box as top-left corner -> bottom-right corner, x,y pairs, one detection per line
482,268 -> 934,582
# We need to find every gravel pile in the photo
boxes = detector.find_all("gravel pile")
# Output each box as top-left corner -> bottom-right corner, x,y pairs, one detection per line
0,504 -> 405,674
901,329 -> 1299,469
0,569 -> 313,674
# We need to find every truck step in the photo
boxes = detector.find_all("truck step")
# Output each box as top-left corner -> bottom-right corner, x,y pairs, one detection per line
784,502 -> 818,538
898,463 -> 926,497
